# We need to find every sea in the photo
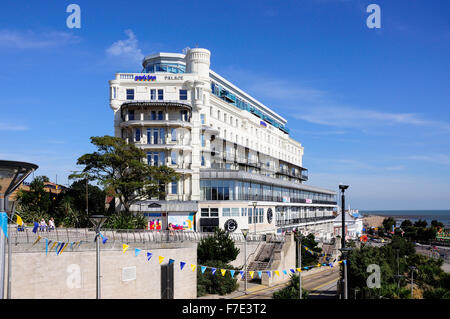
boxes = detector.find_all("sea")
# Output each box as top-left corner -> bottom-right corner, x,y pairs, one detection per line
360,210 -> 450,228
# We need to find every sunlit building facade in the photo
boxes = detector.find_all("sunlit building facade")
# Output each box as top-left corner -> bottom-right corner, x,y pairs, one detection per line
109,48 -> 337,240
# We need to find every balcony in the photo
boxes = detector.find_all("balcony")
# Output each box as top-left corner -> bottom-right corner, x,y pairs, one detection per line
275,216 -> 335,227
120,99 -> 192,110
120,119 -> 193,129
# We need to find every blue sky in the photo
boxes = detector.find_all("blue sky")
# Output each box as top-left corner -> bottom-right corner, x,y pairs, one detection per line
0,0 -> 449,210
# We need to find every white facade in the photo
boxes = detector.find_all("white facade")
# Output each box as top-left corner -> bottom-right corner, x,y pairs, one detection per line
109,48 -> 337,240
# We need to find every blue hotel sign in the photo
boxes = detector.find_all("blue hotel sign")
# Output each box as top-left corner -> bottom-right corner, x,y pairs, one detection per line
134,75 -> 156,82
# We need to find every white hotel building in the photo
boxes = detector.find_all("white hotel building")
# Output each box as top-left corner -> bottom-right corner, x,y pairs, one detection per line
109,48 -> 337,240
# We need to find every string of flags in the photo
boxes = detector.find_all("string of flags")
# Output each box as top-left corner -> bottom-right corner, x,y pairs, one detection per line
20,222 -> 346,279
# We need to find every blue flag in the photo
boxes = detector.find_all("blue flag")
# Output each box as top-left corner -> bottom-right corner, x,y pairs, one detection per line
45,238 -> 49,256
0,212 -> 8,238
135,248 -> 141,256
230,270 -> 235,277
169,259 -> 174,265
258,271 -> 262,278
146,252 -> 152,261
201,266 -> 207,274
180,262 -> 186,270
211,268 -> 216,275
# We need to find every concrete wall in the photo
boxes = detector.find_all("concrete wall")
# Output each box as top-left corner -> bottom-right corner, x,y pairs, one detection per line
7,242 -> 197,299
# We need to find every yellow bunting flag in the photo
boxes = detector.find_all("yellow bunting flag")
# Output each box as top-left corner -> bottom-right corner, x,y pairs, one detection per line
32,235 -> 41,247
274,270 -> 279,276
190,264 -> 196,272
221,269 -> 226,276
296,268 -> 302,272
50,241 -> 57,251
122,244 -> 129,253
158,256 -> 165,264
338,261 -> 342,264
16,215 -> 23,226
317,263 -> 321,267
249,271 -> 254,279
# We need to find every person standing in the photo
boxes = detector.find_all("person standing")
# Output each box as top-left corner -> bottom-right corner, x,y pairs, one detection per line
49,217 -> 55,231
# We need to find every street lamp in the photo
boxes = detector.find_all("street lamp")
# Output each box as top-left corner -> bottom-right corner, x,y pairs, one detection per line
252,202 -> 257,235
409,266 -> 417,299
89,214 -> 108,299
293,228 -> 303,299
0,160 -> 38,299
339,184 -> 349,300
241,228 -> 249,294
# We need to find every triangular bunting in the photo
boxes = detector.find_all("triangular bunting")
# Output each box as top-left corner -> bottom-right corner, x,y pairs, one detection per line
190,264 -> 196,272
221,269 -> 226,276
169,259 -> 174,265
147,252 -> 153,261
249,271 -> 254,279
135,248 -> 141,256
201,266 -> 207,274
230,270 -> 235,277
122,244 -> 129,253
211,268 -> 216,275
158,256 -> 165,264
180,261 -> 186,270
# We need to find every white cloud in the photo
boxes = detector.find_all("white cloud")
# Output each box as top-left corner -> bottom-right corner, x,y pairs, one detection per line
0,29 -> 80,49
0,123 -> 28,131
106,29 -> 144,64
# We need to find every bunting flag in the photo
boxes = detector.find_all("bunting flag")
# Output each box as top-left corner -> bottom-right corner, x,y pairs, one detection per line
221,269 -> 226,276
180,262 -> 186,270
211,268 -> 216,275
99,233 -> 108,244
158,256 -> 165,264
57,243 -> 66,255
296,268 -> 302,272
201,266 -> 207,274
304,267 -> 309,270
135,248 -> 141,257
343,260 -> 347,265
249,271 -> 254,279
257,271 -> 262,279
59,243 -> 68,255
290,269 -> 295,274
266,271 -> 271,278
282,270 -> 287,275
16,214 -> 23,226
55,242 -> 61,254
190,264 -> 196,272
0,213 -> 7,238
122,244 -> 129,253
239,271 -> 245,278
230,270 -> 235,277
169,259 -> 174,265
147,252 -> 153,261
45,238 -> 49,256
32,235 -> 42,247
274,270 -> 280,276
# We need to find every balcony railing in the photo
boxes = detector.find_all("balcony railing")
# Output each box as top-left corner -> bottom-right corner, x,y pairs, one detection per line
275,216 -> 335,227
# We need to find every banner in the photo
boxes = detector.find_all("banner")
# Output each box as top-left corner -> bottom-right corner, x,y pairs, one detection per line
0,212 -> 7,238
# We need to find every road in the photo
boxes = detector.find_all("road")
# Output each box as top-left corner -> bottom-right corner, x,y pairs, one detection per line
232,268 -> 340,299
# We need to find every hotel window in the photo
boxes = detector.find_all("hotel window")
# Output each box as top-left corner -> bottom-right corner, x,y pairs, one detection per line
201,208 -> 209,217
151,111 -> 156,120
248,208 -> 253,224
222,208 -> 231,217
200,114 -> 205,125
258,208 -> 264,223
231,208 -> 239,217
179,89 -> 188,100
135,128 -> 140,142
171,179 -> 178,194
126,89 -> 134,100
210,208 -> 219,217
171,151 -> 177,165
147,152 -> 165,166
150,89 -> 156,100
180,110 -> 188,121
128,110 -> 135,121
201,155 -> 205,166
158,111 -> 163,120
171,128 -> 177,142
241,208 -> 247,217
201,134 -> 205,147
171,128 -> 177,141
158,89 -> 164,100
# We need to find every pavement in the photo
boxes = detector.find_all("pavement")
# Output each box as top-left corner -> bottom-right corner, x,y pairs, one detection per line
197,267 -> 340,299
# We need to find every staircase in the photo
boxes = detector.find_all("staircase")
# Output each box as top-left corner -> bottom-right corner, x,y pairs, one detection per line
241,241 -> 284,282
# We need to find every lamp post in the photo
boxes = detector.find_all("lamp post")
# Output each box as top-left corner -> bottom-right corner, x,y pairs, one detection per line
241,228 -> 249,294
339,184 -> 349,300
0,160 -> 38,299
294,228 -> 303,299
89,214 -> 108,299
252,202 -> 257,235
409,266 -> 417,299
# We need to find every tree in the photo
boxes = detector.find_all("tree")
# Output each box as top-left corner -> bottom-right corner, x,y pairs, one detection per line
197,228 -> 240,264
15,176 -> 52,222
272,274 -> 309,299
400,219 -> 413,228
382,217 -> 395,232
414,219 -> 428,228
69,136 -> 179,217
197,228 -> 240,296
300,233 -> 322,267
431,220 -> 444,229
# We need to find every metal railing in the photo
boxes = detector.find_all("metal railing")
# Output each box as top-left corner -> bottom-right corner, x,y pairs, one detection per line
8,226 -> 284,244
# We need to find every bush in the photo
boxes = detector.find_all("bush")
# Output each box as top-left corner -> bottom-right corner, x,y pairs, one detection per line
272,274 -> 309,299
197,260 -> 239,297
103,212 -> 146,229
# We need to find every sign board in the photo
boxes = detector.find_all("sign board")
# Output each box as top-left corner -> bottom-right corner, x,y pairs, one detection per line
168,213 -> 195,231
122,266 -> 137,282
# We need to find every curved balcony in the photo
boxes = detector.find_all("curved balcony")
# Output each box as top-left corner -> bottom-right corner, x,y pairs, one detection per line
120,100 -> 192,111
120,119 -> 193,129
